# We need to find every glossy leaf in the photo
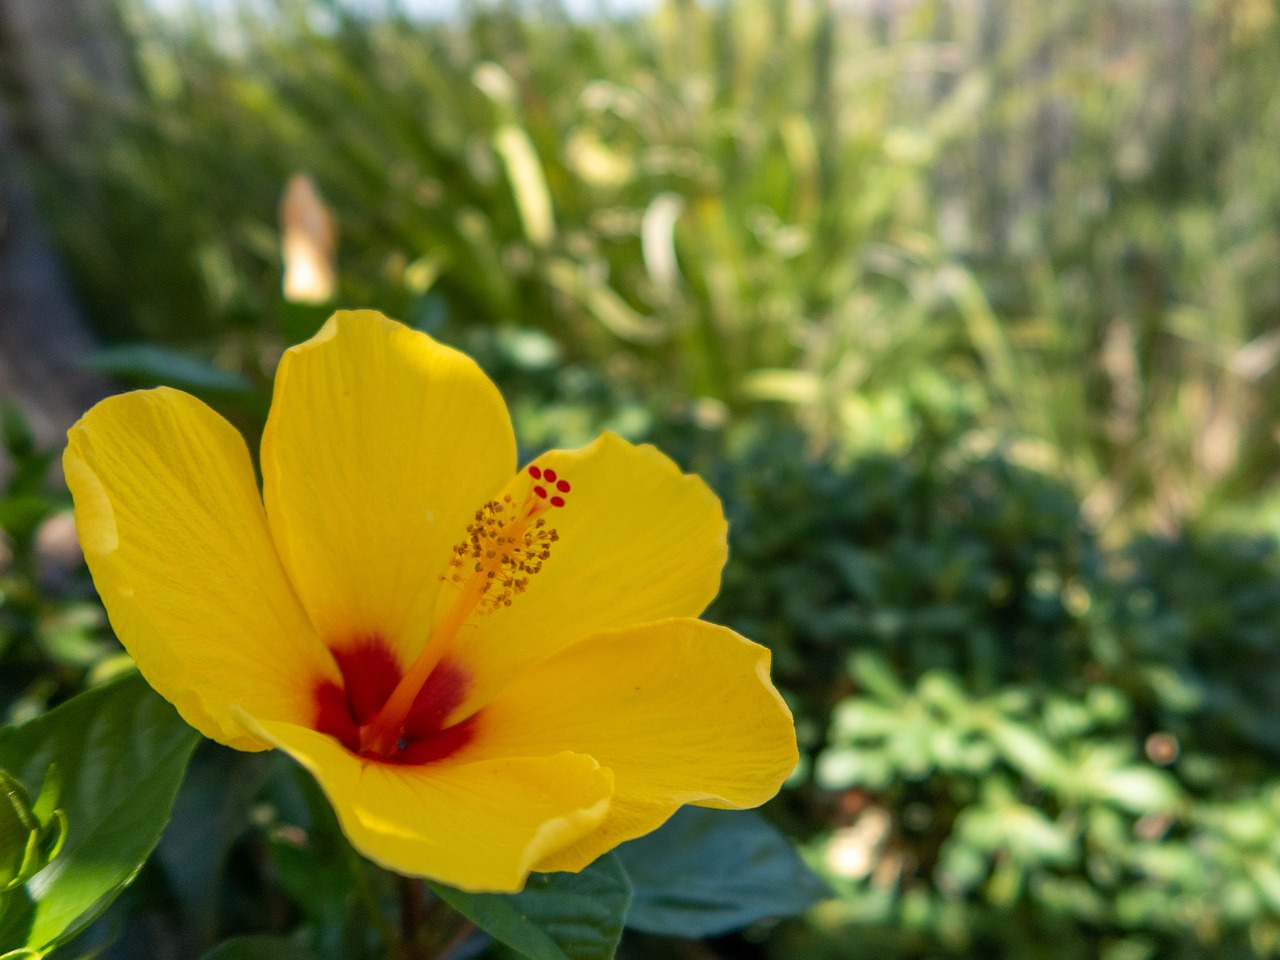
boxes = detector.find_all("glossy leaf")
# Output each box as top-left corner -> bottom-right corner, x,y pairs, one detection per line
156,746 -> 274,946
0,672 -> 199,953
616,807 -> 828,937
431,853 -> 631,960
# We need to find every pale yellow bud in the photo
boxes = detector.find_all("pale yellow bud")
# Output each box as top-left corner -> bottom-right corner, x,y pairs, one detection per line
280,173 -> 336,304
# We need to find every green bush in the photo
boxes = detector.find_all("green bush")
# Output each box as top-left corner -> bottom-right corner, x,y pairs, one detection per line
7,0 -> 1280,956
10,350 -> 1280,959
0,406 -> 122,725
708,424 -> 1280,959
21,0 -> 1280,530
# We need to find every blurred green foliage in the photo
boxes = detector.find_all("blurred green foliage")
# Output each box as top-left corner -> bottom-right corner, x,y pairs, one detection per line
0,406 -> 122,726
19,0 -> 1280,530
712,423 -> 1280,959
5,0 -> 1280,957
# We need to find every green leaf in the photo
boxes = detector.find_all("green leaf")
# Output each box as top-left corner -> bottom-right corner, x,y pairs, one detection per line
0,672 -> 200,953
430,853 -> 632,960
280,303 -> 333,348
156,746 -> 274,945
848,653 -> 907,705
200,935 -> 319,960
0,773 -> 41,892
616,808 -> 829,938
0,405 -> 35,461
985,718 -> 1067,787
815,745 -> 893,790
0,769 -> 66,893
82,345 -> 254,396
1097,768 -> 1183,815
261,758 -> 373,957
0,886 -> 34,953
0,497 -> 54,543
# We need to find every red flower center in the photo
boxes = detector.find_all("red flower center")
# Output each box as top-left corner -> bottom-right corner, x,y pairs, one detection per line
313,464 -> 573,762
312,636 -> 477,765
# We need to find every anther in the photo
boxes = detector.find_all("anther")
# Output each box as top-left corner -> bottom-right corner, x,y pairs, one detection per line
442,467 -> 574,615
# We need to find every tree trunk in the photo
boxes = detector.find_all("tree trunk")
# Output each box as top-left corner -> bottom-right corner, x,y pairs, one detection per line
0,0 -> 123,482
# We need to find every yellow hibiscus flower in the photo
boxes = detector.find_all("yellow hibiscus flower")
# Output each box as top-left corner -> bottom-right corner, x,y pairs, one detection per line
62,310 -> 797,893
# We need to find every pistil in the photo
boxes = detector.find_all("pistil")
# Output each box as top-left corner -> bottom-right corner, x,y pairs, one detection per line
357,466 -> 569,756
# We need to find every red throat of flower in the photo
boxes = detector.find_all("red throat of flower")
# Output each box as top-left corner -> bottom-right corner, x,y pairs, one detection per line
325,464 -> 572,761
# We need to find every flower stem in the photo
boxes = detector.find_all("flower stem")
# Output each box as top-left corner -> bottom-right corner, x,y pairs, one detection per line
433,917 -> 477,959
344,845 -> 400,959
398,874 -> 430,960
394,875 -> 478,960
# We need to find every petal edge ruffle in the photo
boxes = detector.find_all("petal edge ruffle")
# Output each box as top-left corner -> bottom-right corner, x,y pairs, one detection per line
462,618 -> 797,871
243,715 -> 614,892
442,433 -> 729,716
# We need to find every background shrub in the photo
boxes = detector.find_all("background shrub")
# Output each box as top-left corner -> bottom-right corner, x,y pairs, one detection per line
4,0 -> 1280,957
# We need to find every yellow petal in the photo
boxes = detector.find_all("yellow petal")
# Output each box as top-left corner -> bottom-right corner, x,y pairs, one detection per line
464,618 -> 797,872
262,310 -> 516,665
63,388 -> 333,750
535,796 -> 672,873
442,433 -> 727,713
244,716 -> 613,892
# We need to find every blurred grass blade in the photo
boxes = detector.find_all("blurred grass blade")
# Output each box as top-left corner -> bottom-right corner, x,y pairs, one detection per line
83,345 -> 255,396
495,125 -> 555,248
641,193 -> 684,296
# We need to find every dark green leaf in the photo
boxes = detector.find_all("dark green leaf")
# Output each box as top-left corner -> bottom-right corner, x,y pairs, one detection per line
431,853 -> 632,960
617,808 -> 828,938
157,745 -> 274,946
82,345 -> 254,395
0,405 -> 35,461
0,885 -> 34,949
0,672 -> 200,953
280,303 -> 333,347
200,935 -> 319,960
0,498 -> 53,543
262,758 -> 364,956
3,450 -> 59,501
